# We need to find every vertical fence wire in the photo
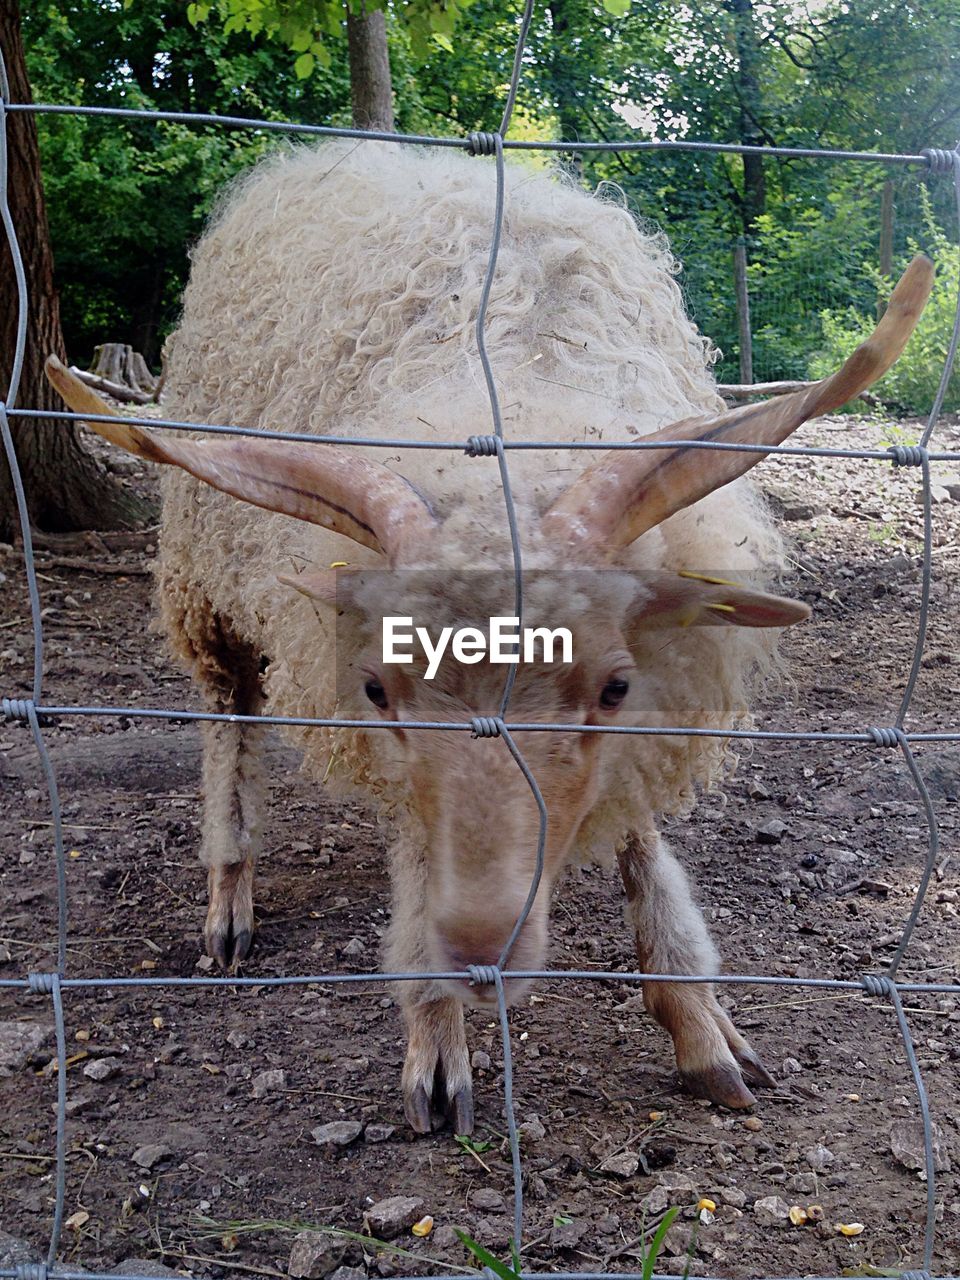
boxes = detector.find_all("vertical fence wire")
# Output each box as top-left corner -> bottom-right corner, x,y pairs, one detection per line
0,52 -> 71,1272
1,9 -> 960,1278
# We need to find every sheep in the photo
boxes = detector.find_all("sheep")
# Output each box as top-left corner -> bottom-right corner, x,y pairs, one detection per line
46,139 -> 931,1134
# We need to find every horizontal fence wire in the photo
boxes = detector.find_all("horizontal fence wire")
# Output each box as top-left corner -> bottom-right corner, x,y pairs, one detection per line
7,406 -> 960,460
1,101 -> 945,165
2,0 -> 960,1276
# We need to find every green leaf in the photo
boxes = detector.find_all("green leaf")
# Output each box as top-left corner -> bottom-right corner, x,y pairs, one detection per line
293,51 -> 315,79
453,1230 -> 519,1280
643,1206 -> 680,1280
602,0 -> 631,15
186,2 -> 199,23
290,31 -> 312,52
432,31 -> 454,52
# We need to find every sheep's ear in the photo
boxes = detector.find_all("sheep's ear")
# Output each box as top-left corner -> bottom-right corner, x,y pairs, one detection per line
278,567 -> 361,607
44,355 -> 437,561
631,572 -> 811,630
543,255 -> 934,555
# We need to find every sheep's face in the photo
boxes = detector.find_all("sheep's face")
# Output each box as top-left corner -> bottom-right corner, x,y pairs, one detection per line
328,564 -> 805,1006
338,569 -> 638,1006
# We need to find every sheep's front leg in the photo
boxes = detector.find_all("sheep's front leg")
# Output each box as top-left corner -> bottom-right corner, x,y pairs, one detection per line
190,623 -> 267,972
201,715 -> 267,969
617,830 -> 774,1108
387,836 -> 473,1134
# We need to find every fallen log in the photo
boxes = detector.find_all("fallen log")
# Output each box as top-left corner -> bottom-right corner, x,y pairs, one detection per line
68,365 -> 155,405
719,378 -> 880,407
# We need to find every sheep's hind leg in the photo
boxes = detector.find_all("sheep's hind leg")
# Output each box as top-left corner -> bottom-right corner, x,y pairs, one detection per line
617,831 -> 775,1109
387,837 -> 473,1134
180,606 -> 267,971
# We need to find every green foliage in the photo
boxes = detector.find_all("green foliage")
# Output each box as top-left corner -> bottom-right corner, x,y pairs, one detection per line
23,0 -> 960,399
454,1206 -> 684,1280
25,0 -> 352,365
186,0 -> 478,71
812,196 -> 960,413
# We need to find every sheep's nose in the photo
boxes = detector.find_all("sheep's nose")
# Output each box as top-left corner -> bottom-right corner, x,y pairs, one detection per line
445,942 -> 501,972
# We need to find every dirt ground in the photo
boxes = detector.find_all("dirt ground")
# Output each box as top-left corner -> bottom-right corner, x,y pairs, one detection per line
1,412 -> 959,1280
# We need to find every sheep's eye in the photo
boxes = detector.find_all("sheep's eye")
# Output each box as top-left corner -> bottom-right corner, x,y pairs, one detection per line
365,678 -> 389,710
599,677 -> 629,711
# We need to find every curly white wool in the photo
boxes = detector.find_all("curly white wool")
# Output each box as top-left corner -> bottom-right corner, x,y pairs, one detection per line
157,139 -> 783,859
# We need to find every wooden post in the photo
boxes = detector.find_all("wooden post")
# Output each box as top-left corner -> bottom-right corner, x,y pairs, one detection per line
878,179 -> 895,318
733,237 -> 753,385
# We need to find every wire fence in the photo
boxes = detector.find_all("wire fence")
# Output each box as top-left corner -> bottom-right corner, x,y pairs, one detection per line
2,3 -> 960,1277
676,173 -> 958,384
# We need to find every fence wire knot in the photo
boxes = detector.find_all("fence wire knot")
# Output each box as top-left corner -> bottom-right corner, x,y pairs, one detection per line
867,726 -> 902,747
465,434 -> 501,457
2,696 -> 34,721
27,972 -> 59,995
921,147 -> 958,174
862,973 -> 894,997
471,716 -> 503,738
888,444 -> 929,467
14,1265 -> 48,1280
466,131 -> 500,156
468,964 -> 501,987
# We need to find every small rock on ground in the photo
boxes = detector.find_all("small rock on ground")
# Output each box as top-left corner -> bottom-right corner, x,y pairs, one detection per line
519,1113 -> 545,1143
132,1143 -> 171,1170
288,1230 -> 347,1278
364,1196 -> 426,1239
364,1123 -> 395,1144
0,1022 -> 53,1075
753,1195 -> 791,1226
549,1219 -> 588,1250
600,1150 -> 640,1178
890,1118 -> 952,1173
252,1067 -> 286,1098
84,1056 -> 121,1082
804,1143 -> 834,1171
313,1121 -> 363,1148
755,820 -> 787,844
468,1187 -> 506,1213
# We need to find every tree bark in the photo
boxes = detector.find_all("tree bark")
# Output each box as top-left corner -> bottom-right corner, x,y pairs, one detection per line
547,0 -> 584,181
877,179 -> 895,318
727,0 -> 766,233
345,3 -> 394,132
0,0 -> 150,539
733,237 -> 753,384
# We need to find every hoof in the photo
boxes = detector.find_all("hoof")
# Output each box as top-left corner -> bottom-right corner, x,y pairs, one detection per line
205,916 -> 255,971
205,860 -> 255,971
735,1044 -> 776,1090
681,1062 -> 758,1109
403,1074 -> 474,1135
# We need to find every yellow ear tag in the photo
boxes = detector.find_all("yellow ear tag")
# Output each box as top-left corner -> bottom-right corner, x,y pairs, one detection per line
678,569 -> 740,588
705,602 -> 737,614
329,561 -> 349,568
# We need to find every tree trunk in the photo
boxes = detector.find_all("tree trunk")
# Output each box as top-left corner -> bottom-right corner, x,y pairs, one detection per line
345,3 -> 394,132
547,0 -> 584,181
0,0 -> 150,540
727,0 -> 765,233
877,179 -> 895,318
